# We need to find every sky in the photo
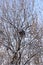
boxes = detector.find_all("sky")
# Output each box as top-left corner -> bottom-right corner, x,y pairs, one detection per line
0,0 -> 43,25
35,0 -> 43,24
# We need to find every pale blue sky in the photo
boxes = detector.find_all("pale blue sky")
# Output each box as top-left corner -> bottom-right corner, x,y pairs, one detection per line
0,0 -> 43,24
35,0 -> 43,23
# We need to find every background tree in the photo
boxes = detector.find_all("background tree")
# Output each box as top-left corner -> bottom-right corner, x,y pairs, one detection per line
0,0 -> 43,65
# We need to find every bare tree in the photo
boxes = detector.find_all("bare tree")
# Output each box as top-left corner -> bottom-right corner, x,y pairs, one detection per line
0,0 -> 43,65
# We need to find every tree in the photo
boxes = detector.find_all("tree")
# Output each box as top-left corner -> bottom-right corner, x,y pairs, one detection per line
0,0 -> 43,65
